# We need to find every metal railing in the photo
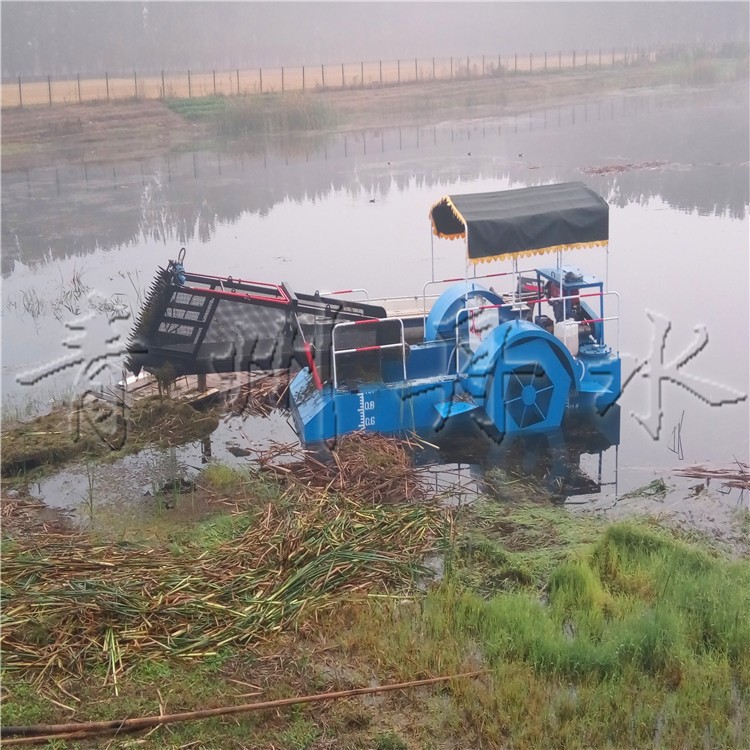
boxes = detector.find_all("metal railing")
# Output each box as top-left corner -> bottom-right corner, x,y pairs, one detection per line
331,317 -> 407,389
421,269 -> 539,320
453,290 -> 621,370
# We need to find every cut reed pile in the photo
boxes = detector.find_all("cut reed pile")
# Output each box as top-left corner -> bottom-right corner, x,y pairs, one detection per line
229,372 -> 290,417
253,433 -> 430,504
0,495 -> 74,537
1,479 -> 445,687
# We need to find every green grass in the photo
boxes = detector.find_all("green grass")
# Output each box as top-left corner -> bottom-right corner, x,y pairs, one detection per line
333,501 -> 750,748
164,94 -> 229,119
166,92 -> 339,135
4,492 -> 748,748
199,462 -> 281,505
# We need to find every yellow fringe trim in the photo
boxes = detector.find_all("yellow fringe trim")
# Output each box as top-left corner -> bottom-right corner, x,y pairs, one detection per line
468,239 -> 609,264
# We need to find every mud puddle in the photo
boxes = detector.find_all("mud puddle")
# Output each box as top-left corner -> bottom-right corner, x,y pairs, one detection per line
27,411 -> 296,526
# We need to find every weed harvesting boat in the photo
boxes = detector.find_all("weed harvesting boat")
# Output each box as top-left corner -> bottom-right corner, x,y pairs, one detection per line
127,182 -> 621,445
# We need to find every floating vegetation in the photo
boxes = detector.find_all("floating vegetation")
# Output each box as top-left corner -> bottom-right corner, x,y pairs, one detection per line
675,461 -> 749,491
620,477 -> 670,500
1,396 -> 219,477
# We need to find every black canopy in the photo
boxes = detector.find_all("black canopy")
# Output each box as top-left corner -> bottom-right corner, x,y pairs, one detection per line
429,182 -> 609,263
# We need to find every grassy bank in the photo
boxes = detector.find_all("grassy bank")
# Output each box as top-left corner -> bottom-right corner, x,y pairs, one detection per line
2,451 -> 748,749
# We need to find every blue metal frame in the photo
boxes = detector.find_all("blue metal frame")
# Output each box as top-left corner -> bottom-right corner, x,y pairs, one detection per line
290,272 -> 621,445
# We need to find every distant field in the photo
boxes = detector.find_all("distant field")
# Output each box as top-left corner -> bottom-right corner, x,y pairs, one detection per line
1,50 -> 639,108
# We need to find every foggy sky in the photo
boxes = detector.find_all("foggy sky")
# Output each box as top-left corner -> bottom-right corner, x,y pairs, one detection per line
2,2 -> 748,79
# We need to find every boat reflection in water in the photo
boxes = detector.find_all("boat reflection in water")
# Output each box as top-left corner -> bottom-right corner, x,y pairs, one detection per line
413,404 -> 620,506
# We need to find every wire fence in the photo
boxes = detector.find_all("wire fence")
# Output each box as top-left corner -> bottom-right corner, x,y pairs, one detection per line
1,46 -> 675,109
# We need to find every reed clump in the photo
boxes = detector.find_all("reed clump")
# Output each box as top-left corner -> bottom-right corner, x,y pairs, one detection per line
214,94 -> 339,136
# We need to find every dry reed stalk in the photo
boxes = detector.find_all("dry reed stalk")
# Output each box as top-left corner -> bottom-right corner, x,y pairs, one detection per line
2,671 -> 482,744
674,460 -> 749,490
1,483 -> 445,685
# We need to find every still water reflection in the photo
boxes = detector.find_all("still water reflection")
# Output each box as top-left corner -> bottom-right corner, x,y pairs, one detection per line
2,82 -> 747,275
2,80 -> 748,516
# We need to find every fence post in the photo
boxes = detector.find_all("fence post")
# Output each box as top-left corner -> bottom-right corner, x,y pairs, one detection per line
302,65 -> 305,91
545,51 -> 547,71
432,57 -> 435,79
106,71 -> 110,100
162,70 -> 166,99
259,68 -> 263,93
361,61 -> 364,87
237,69 -> 240,95
213,69 -> 216,95
573,50 -> 576,68
282,66 -> 285,92
48,74 -> 52,105
379,60 -> 382,85
450,57 -> 453,79
188,70 -> 192,98
397,59 -> 401,84
134,70 -> 137,98
414,57 -> 417,81
77,74 -> 81,103
341,62 -> 345,87
322,65 -> 325,88
482,54 -> 485,76
466,55 -> 469,77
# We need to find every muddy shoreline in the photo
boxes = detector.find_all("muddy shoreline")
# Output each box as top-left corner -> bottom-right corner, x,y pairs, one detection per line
1,63 -> 732,173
